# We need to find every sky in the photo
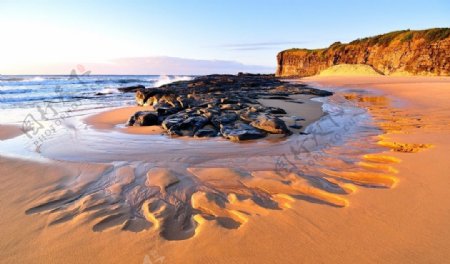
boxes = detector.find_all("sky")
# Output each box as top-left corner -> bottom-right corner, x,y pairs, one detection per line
0,0 -> 449,74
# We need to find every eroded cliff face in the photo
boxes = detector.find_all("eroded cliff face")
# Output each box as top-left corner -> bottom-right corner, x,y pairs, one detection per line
276,29 -> 450,77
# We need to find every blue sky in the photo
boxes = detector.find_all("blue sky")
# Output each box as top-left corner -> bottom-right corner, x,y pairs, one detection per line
0,0 -> 449,74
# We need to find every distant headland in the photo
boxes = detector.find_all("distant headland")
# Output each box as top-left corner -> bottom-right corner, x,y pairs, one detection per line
276,28 -> 450,77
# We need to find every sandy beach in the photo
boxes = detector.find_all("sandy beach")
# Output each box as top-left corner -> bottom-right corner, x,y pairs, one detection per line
0,76 -> 448,263
0,124 -> 25,141
2,1 -> 449,262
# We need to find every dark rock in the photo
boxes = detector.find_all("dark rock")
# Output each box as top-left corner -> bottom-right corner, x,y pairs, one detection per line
177,96 -> 198,108
250,114 -> 291,134
220,104 -> 241,110
289,124 -> 303,129
199,107 -> 220,119
211,112 -> 238,128
310,89 -> 333,97
248,105 -> 265,113
118,84 -> 145,93
194,127 -> 218,138
167,127 -> 183,136
265,96 -> 289,100
163,113 -> 209,136
155,104 -> 181,116
180,116 -> 209,132
239,97 -> 259,104
265,107 -> 287,114
127,111 -> 159,126
239,110 -> 259,123
220,123 -> 266,141
292,116 -> 305,121
162,114 -> 186,130
128,73 -> 332,141
220,98 -> 239,104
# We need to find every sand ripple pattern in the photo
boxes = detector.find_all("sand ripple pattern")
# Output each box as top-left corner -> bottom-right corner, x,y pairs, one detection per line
25,89 -> 432,240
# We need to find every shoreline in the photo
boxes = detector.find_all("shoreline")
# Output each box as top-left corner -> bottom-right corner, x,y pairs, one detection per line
0,75 -> 449,263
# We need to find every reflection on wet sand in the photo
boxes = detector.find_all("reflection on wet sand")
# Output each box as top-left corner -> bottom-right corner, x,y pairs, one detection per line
21,87 -> 432,240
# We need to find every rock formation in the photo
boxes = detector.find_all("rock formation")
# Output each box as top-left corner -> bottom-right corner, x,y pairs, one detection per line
276,28 -> 450,77
126,73 -> 332,141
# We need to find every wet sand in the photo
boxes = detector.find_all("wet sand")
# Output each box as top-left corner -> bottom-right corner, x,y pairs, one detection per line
1,76 -> 449,263
0,124 -> 25,140
84,105 -> 165,135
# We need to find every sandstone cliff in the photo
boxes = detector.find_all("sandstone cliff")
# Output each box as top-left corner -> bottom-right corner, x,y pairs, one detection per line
276,28 -> 450,77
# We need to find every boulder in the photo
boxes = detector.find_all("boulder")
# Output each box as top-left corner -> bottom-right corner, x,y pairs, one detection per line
155,103 -> 181,116
239,110 -> 259,122
179,116 -> 209,132
220,123 -> 266,141
177,96 -> 197,109
162,114 -> 186,130
135,90 -> 147,106
146,95 -> 161,106
250,114 -> 291,134
199,107 -> 220,119
211,112 -> 238,128
194,127 -> 218,138
162,113 -> 209,136
127,111 -> 159,126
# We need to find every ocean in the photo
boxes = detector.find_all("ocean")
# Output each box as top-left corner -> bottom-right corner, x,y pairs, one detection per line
0,75 -> 193,123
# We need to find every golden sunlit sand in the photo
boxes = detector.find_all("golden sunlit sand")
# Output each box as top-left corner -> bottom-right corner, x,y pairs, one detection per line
318,64 -> 382,76
1,76 -> 449,263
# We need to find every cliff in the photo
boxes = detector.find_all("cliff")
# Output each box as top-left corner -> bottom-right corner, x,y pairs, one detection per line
276,28 -> 450,77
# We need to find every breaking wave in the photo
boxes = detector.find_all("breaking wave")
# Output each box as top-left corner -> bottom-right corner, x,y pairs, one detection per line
153,75 -> 193,87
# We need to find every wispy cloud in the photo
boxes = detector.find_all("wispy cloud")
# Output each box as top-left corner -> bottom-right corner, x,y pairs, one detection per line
218,41 -> 309,51
7,56 -> 275,75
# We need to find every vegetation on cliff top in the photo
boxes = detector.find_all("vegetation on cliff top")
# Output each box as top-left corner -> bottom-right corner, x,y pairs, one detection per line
283,28 -> 450,53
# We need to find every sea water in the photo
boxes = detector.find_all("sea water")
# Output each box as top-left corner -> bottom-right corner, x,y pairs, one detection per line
0,75 -> 193,124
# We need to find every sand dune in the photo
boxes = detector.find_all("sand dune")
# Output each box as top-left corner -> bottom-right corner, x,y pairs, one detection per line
318,64 -> 382,76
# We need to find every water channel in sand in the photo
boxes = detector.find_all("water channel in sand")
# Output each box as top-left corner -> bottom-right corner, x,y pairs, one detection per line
0,86 -> 409,240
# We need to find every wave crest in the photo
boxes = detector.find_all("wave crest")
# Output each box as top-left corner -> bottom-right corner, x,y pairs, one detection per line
153,75 -> 193,87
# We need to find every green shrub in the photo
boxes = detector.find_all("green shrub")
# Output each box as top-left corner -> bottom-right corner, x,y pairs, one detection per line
368,30 -> 409,46
329,41 -> 343,48
422,28 -> 450,41
281,28 -> 450,54
401,32 -> 414,42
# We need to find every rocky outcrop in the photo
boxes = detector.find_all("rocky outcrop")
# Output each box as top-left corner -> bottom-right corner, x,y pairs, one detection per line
127,73 -> 332,141
276,28 -> 450,77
